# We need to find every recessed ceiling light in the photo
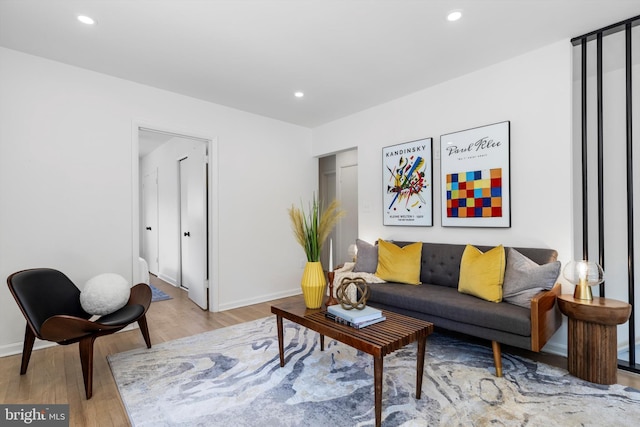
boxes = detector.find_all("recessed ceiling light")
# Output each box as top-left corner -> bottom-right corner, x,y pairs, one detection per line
294,91 -> 304,98
77,15 -> 96,25
447,10 -> 462,22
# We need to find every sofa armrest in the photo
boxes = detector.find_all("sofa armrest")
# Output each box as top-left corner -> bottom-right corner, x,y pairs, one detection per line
530,283 -> 562,351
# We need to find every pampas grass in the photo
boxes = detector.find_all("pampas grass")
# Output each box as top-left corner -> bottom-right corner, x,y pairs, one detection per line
288,196 -> 345,262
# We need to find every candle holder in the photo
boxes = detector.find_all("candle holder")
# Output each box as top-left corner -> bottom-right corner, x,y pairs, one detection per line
325,271 -> 339,306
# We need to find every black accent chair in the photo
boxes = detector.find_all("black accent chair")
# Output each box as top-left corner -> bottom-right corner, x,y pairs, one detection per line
7,268 -> 152,399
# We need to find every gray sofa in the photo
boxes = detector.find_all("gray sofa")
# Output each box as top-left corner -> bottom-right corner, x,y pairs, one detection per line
362,241 -> 562,377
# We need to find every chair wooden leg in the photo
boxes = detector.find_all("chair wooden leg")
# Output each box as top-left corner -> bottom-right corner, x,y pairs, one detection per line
138,315 -> 152,349
78,336 -> 97,399
20,325 -> 36,375
491,341 -> 503,377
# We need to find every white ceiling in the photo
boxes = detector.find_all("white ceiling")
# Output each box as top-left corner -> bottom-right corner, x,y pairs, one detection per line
1,1 -> 638,128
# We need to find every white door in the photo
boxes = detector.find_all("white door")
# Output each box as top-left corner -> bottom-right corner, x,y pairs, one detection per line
142,169 -> 159,275
339,163 -> 358,264
179,144 -> 208,309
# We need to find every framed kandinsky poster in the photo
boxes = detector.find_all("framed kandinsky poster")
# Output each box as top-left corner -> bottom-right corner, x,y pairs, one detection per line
440,121 -> 510,227
382,138 -> 433,226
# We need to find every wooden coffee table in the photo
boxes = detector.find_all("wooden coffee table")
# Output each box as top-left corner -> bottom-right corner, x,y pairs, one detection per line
271,296 -> 434,427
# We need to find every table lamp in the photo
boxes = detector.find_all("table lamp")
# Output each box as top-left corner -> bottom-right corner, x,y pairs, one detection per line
562,260 -> 604,301
347,244 -> 358,262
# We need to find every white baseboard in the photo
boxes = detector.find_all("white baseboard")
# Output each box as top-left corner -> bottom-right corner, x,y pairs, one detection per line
217,288 -> 302,312
540,341 -> 567,357
539,335 -> 640,359
614,336 -> 640,352
158,273 -> 178,287
0,324 -> 138,359
0,338 -> 57,359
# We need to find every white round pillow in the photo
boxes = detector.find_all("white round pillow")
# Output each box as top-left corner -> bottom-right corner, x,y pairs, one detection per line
80,273 -> 131,316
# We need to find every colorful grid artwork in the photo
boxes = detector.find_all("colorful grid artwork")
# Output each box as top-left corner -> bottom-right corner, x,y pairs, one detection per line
446,168 -> 502,218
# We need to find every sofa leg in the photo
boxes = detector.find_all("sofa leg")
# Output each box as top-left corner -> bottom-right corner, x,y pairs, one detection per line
491,341 -> 503,377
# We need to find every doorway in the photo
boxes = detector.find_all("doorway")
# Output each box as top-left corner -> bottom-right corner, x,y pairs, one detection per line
134,125 -> 218,311
338,162 -> 358,263
319,148 -> 358,267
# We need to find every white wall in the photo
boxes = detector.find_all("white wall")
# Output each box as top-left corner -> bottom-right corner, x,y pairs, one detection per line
312,40 -> 575,354
0,47 -> 314,354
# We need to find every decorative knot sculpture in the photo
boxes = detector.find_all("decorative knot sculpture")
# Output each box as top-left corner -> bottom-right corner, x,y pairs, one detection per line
335,277 -> 370,310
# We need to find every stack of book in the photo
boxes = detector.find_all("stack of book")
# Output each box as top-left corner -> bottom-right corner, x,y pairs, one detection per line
325,304 -> 386,329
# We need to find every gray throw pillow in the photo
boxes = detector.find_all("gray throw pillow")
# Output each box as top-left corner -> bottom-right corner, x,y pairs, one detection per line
352,239 -> 378,273
503,247 -> 560,308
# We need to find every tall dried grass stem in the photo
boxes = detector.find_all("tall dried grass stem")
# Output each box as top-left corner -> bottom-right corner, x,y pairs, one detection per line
288,196 -> 345,262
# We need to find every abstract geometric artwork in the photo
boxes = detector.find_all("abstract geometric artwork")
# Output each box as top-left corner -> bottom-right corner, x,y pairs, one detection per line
446,168 -> 502,218
441,122 -> 510,227
383,138 -> 432,226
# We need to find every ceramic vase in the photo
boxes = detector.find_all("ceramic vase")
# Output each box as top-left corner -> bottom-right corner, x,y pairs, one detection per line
301,261 -> 326,309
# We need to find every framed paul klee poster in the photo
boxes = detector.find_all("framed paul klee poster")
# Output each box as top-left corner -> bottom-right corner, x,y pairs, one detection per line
382,138 -> 433,226
440,121 -> 510,227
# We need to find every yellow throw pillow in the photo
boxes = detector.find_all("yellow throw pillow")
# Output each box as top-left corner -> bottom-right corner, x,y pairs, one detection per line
375,240 -> 422,285
458,244 -> 505,302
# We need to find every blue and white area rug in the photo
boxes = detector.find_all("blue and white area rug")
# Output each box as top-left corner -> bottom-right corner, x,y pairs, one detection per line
108,317 -> 640,426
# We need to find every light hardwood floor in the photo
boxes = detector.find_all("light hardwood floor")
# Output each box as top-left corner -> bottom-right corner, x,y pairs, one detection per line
1,276 -> 638,426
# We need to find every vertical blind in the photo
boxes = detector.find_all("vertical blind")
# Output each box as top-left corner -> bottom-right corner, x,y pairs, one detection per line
572,15 -> 639,373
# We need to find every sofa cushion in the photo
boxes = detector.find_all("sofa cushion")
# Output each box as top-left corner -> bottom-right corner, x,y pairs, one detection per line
375,240 -> 422,285
503,247 -> 561,308
367,282 -> 531,336
458,245 -> 505,302
353,239 -> 378,273
392,242 -> 558,289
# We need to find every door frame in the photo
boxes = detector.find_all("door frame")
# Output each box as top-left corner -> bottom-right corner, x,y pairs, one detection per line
131,121 -> 220,312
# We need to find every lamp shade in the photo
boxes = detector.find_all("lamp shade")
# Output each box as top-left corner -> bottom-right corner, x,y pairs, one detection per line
562,260 -> 604,286
562,260 -> 604,300
347,243 -> 358,261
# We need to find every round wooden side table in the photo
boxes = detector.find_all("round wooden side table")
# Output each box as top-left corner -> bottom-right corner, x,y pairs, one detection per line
557,294 -> 631,385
